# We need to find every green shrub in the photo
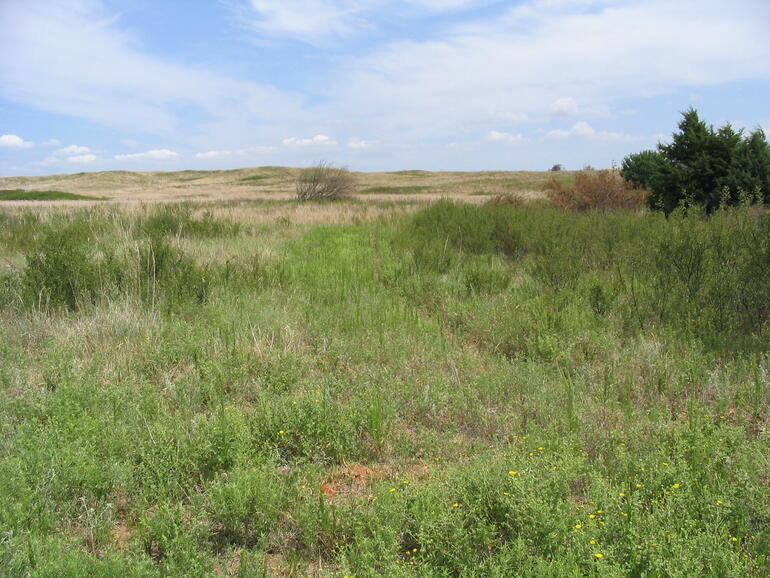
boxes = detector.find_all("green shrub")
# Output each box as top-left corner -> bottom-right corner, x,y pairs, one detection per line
207,463 -> 289,548
401,200 -> 521,272
22,221 -> 121,310
138,502 -> 212,574
139,235 -> 211,310
621,149 -> 665,191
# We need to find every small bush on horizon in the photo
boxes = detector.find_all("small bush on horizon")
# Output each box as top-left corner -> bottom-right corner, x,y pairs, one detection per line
295,160 -> 357,201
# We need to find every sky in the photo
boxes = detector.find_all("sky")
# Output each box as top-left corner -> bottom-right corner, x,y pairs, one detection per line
1,0 -> 769,175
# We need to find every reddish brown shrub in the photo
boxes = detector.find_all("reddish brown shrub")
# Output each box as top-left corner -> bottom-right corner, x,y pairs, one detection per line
543,169 -> 647,211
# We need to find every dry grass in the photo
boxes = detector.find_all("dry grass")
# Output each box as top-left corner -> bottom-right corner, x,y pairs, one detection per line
0,167 -> 551,206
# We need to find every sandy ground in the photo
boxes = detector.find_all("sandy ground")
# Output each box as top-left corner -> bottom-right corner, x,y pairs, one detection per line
0,167 -> 549,206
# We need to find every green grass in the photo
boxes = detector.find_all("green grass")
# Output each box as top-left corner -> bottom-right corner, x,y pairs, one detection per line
0,189 -> 107,201
239,175 -> 271,183
388,170 -> 431,177
0,200 -> 768,576
360,186 -> 433,194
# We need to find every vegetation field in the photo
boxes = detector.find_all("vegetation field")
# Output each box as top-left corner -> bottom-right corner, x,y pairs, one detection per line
0,189 -> 106,202
0,188 -> 768,576
0,168 -> 558,204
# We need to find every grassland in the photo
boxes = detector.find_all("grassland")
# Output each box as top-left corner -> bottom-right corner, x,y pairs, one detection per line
0,170 -> 768,576
0,167 -> 558,204
0,189 -> 107,201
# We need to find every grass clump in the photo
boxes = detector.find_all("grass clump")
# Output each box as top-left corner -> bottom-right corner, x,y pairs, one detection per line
141,204 -> 241,239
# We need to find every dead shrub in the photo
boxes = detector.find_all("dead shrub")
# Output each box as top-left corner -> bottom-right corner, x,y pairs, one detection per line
543,169 -> 647,211
295,160 -> 357,201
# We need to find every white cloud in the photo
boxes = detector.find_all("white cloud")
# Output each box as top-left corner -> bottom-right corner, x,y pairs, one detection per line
195,150 -> 233,159
238,0 -> 490,43
67,154 -> 97,163
195,146 -> 277,160
55,144 -> 91,156
0,1 -> 304,138
488,130 -> 528,143
327,0 -> 770,145
243,0 -> 358,42
282,134 -> 337,147
347,138 -> 376,149
42,139 -> 62,147
3,0 -> 770,173
114,149 -> 179,161
533,0 -> 621,9
550,97 -> 579,116
0,134 -> 34,148
545,121 -> 639,141
413,0 -> 487,7
497,112 -> 530,124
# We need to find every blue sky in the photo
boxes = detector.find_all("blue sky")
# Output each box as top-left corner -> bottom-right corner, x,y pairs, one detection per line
1,0 -> 769,175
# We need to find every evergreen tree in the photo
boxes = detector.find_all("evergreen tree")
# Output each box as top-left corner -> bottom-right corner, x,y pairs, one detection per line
620,149 -> 665,191
623,108 -> 770,213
